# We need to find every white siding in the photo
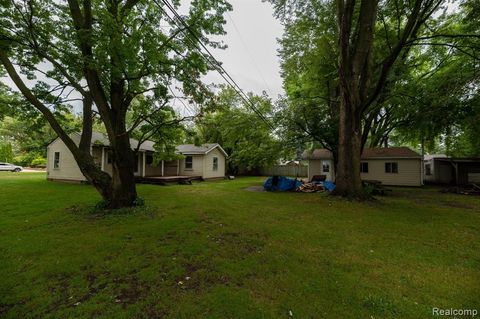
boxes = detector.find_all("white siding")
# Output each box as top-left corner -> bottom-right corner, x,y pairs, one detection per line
203,148 -> 226,179
47,136 -> 87,181
308,158 -> 421,186
179,154 -> 204,177
360,159 -> 422,186
307,159 -> 335,182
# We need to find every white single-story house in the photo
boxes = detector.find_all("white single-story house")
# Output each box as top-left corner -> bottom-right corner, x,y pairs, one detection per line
424,154 -> 480,185
302,147 -> 423,186
46,132 -> 227,182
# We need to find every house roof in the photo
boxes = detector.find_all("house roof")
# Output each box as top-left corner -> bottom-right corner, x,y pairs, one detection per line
424,154 -> 448,161
435,157 -> 480,163
177,143 -> 228,157
52,132 -> 227,155
302,149 -> 334,160
303,147 -> 421,160
89,132 -> 156,152
361,147 -> 421,159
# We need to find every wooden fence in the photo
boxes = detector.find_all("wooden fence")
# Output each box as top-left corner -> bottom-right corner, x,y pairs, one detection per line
259,165 -> 308,177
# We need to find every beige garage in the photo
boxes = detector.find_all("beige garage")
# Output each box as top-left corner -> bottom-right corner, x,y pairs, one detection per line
303,147 -> 423,186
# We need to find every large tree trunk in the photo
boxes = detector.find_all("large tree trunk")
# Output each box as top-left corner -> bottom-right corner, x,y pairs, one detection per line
71,132 -> 137,209
334,0 -> 378,197
108,131 -> 138,208
334,82 -> 363,196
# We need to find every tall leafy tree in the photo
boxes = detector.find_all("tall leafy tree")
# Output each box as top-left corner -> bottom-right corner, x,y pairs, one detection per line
270,0 -> 479,197
196,86 -> 290,174
274,1 -> 339,162
0,0 -> 231,208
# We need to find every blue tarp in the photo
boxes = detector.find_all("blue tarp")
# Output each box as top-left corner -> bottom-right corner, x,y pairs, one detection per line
263,176 -> 302,192
323,181 -> 336,192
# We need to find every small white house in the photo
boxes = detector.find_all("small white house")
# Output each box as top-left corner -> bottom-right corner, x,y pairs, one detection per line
46,132 -> 227,182
303,147 -> 423,187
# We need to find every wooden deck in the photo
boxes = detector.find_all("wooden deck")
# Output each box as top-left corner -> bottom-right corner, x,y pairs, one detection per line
136,175 -> 203,185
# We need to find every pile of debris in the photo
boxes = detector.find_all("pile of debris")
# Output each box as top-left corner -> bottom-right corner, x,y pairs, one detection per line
263,176 -> 336,193
297,183 -> 325,193
443,183 -> 480,196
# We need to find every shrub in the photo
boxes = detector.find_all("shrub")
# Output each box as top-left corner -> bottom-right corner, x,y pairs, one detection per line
30,156 -> 47,167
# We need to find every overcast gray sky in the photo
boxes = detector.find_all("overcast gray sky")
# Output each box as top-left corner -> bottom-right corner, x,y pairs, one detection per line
204,0 -> 285,99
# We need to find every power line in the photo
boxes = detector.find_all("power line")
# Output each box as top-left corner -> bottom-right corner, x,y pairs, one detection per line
156,0 -> 275,131
226,11 -> 273,95
159,0 -> 272,127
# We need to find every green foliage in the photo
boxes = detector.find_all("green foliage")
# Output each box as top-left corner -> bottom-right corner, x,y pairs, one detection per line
30,156 -> 47,167
0,113 -> 80,161
271,0 -> 480,158
273,1 -> 339,154
13,152 -> 40,166
128,97 -> 189,163
0,141 -> 13,162
0,0 -> 232,125
196,86 -> 292,172
1,0 -> 233,206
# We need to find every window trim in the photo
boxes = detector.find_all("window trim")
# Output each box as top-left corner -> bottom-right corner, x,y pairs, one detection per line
185,156 -> 193,170
213,156 -> 218,171
53,152 -> 60,169
385,162 -> 398,174
322,161 -> 330,173
360,162 -> 369,173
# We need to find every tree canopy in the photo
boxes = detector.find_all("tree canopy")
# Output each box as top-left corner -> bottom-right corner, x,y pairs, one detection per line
0,0 -> 231,208
195,86 -> 292,174
270,0 -> 480,196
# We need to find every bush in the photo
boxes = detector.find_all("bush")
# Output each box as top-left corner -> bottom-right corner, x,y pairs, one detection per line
13,152 -> 45,167
0,142 -> 14,163
30,156 -> 47,167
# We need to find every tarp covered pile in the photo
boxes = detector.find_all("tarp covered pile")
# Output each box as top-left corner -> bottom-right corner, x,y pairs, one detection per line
263,176 -> 336,193
263,176 -> 302,191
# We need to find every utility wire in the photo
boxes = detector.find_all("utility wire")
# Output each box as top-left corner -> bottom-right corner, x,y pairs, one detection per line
226,11 -> 273,96
156,0 -> 275,131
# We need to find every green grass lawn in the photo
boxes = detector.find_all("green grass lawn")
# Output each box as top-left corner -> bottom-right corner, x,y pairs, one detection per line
1,173 -> 479,318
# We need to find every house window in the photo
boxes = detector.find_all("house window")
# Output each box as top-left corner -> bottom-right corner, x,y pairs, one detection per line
322,162 -> 330,173
385,162 -> 398,174
107,151 -> 113,164
360,162 -> 369,173
213,157 -> 218,171
146,154 -> 153,165
54,152 -> 60,169
185,156 -> 193,169
425,163 -> 431,175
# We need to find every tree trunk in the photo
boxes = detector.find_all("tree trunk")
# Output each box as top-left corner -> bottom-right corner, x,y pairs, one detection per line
334,91 -> 363,197
333,0 -> 378,198
108,131 -> 138,209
